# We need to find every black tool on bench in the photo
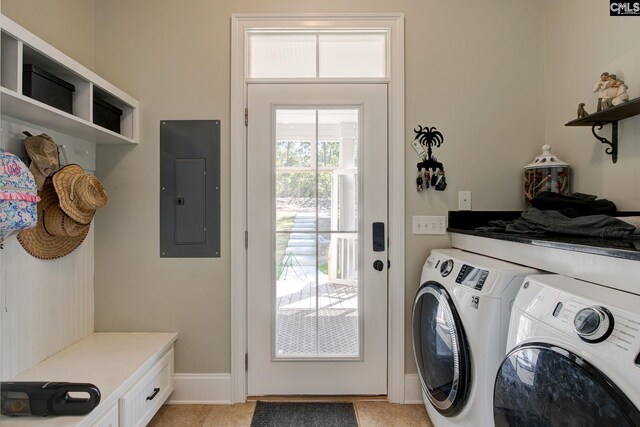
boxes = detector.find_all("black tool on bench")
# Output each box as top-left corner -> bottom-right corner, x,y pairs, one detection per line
1,381 -> 101,416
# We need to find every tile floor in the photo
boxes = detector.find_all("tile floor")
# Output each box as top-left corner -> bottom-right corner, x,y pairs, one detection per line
148,400 -> 432,426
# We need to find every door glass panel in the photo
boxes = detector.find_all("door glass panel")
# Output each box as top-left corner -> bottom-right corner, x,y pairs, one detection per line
318,109 -> 359,232
276,140 -> 312,168
275,171 -> 317,222
275,230 -> 317,357
317,231 -> 358,357
494,345 -> 640,427
274,107 -> 360,359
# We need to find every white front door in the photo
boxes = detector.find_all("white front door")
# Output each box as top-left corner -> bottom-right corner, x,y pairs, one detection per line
247,84 -> 388,395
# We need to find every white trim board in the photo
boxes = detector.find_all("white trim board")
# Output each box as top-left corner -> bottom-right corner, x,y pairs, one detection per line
230,13 -> 405,403
169,374 -> 232,404
168,373 -> 423,406
403,374 -> 424,405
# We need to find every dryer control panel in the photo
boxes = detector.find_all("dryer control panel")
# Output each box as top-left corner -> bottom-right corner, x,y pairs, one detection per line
515,276 -> 640,362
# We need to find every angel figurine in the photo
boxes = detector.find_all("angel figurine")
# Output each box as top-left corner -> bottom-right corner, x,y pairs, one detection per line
612,80 -> 629,106
593,72 -> 610,111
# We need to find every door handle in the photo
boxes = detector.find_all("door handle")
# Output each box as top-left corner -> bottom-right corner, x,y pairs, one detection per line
146,387 -> 161,401
372,222 -> 385,251
373,260 -> 384,271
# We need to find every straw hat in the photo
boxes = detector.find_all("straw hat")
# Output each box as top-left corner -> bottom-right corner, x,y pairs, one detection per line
17,178 -> 90,260
53,165 -> 108,224
24,133 -> 58,191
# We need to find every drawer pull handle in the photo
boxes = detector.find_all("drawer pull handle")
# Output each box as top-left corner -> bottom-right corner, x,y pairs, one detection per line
146,387 -> 160,401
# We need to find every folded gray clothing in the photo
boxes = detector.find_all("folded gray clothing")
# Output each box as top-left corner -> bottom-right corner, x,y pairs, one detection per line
530,191 -> 617,217
477,208 -> 640,239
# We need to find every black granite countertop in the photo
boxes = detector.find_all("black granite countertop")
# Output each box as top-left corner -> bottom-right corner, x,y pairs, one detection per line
448,211 -> 640,261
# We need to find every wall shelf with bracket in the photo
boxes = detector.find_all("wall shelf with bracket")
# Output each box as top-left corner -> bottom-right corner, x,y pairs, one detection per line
1,15 -> 139,145
565,97 -> 640,164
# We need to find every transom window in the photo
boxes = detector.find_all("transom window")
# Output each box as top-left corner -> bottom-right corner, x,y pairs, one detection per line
248,31 -> 388,79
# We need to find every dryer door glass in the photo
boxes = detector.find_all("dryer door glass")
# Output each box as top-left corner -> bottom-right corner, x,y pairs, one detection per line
494,343 -> 640,427
412,281 -> 470,416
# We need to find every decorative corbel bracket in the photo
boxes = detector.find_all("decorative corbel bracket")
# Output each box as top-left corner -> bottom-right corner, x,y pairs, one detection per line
591,121 -> 618,163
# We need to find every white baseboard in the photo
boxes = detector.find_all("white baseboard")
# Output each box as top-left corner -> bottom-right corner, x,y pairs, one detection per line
404,374 -> 423,404
169,373 -> 231,404
169,373 -> 422,405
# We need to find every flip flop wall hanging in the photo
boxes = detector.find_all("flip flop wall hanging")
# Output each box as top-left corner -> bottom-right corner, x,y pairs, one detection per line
411,125 -> 447,192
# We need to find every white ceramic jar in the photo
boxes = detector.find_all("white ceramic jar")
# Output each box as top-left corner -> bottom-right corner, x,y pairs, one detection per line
523,145 -> 570,205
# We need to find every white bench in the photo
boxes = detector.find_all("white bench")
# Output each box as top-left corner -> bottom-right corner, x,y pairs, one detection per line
1,332 -> 177,427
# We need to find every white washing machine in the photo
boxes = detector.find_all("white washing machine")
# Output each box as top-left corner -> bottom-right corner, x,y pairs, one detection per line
494,274 -> 640,426
412,249 -> 538,427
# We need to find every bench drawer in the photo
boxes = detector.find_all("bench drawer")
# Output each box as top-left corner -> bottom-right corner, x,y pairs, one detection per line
91,403 -> 119,427
119,348 -> 174,427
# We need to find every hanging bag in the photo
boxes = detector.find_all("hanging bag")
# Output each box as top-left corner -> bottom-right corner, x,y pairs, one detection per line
0,148 -> 40,243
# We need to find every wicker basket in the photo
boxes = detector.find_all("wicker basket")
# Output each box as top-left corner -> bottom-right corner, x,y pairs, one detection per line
23,64 -> 75,114
93,96 -> 123,133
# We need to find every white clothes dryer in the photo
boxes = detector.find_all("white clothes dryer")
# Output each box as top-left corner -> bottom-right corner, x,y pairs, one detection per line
494,274 -> 640,426
412,249 -> 538,427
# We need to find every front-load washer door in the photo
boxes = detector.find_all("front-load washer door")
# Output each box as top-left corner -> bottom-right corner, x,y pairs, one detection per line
494,343 -> 640,427
412,281 -> 471,416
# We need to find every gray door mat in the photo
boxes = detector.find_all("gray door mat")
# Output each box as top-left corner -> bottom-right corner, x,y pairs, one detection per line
250,401 -> 358,427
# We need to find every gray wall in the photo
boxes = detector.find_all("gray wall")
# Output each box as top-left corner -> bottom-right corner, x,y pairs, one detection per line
3,0 -> 548,375
544,0 -> 640,207
2,0 -> 94,69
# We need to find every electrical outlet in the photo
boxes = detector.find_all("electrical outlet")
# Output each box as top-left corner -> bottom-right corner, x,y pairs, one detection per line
413,216 -> 447,235
459,191 -> 472,211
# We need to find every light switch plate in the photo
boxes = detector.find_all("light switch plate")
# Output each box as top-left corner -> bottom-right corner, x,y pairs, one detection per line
413,216 -> 447,235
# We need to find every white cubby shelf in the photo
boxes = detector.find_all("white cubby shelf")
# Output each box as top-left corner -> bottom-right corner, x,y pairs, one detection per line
1,15 -> 139,145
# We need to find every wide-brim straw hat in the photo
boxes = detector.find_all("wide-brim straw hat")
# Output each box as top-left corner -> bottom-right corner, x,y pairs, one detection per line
53,165 -> 108,224
17,178 -> 90,260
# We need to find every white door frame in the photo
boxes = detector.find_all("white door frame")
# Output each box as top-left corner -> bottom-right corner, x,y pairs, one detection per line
230,13 -> 405,403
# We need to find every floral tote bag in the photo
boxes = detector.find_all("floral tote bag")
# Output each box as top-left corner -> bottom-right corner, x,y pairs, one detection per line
1,148 -> 40,242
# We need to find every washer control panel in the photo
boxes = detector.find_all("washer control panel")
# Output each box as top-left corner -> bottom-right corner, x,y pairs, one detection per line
456,264 -> 489,290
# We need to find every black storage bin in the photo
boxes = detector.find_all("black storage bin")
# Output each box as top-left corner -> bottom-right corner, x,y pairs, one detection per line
93,97 -> 123,133
22,64 -> 75,114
